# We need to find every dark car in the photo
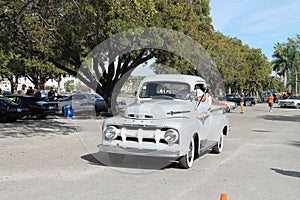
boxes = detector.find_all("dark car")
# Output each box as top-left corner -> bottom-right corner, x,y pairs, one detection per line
6,95 -> 58,119
222,94 -> 257,106
0,97 -> 30,122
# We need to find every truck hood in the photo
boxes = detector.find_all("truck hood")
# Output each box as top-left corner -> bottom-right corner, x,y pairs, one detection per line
124,99 -> 192,119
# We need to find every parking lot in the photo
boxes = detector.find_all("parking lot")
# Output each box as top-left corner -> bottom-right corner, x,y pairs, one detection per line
0,104 -> 299,200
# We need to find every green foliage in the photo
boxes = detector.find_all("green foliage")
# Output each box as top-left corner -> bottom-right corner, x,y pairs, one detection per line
0,1 -> 65,88
0,0 -> 213,111
272,34 -> 300,93
64,80 -> 74,92
207,31 -> 272,94
0,1 -> 277,108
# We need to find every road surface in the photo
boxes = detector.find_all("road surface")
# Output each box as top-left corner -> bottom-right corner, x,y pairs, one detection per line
0,104 -> 299,200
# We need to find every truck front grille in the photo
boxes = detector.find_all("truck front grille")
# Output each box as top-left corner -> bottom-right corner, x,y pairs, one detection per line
114,128 -> 169,145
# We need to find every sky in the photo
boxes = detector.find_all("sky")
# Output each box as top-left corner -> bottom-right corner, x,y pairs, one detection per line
210,0 -> 300,61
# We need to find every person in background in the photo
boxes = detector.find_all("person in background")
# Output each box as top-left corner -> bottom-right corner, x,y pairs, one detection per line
33,86 -> 41,98
26,86 -> 34,95
18,84 -> 26,95
40,86 -> 48,98
48,87 -> 56,98
0,88 -> 2,97
13,86 -> 18,94
238,92 -> 245,113
267,93 -> 274,112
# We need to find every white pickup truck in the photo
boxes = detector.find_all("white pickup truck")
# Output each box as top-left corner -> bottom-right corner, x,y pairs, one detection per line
99,74 -> 229,168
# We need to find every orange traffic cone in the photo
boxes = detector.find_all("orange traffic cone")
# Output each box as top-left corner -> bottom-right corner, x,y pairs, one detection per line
220,193 -> 227,200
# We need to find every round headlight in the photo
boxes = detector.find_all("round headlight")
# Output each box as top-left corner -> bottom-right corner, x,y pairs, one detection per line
104,126 -> 119,139
164,129 -> 179,144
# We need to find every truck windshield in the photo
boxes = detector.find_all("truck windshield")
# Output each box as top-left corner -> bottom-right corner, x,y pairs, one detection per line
139,81 -> 191,100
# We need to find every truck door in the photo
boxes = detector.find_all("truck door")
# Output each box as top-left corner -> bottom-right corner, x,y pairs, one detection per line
194,83 -> 211,143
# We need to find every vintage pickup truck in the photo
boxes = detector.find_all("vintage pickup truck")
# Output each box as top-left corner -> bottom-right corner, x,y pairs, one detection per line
99,74 -> 229,168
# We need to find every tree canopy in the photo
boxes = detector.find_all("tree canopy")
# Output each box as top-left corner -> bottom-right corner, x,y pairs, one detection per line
0,0 -> 283,111
0,0 -> 213,109
205,31 -> 272,95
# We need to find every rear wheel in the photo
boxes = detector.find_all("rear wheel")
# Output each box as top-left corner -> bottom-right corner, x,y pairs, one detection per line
212,133 -> 224,153
179,137 -> 195,169
296,104 -> 299,109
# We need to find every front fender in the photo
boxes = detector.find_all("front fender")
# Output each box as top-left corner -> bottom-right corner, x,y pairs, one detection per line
163,118 -> 199,157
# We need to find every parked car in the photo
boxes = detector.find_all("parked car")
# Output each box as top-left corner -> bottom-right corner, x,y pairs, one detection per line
6,95 -> 58,119
213,97 -> 237,112
0,97 -> 30,122
67,93 -> 108,115
278,96 -> 300,109
44,95 -> 70,114
2,91 -> 12,96
221,94 -> 257,106
212,99 -> 229,112
99,74 -> 229,169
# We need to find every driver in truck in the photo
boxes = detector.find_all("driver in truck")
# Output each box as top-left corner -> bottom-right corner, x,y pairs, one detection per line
195,84 -> 207,102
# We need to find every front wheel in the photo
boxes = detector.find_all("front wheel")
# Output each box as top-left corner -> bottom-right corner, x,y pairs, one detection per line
179,138 -> 195,169
245,100 -> 252,106
212,133 -> 224,153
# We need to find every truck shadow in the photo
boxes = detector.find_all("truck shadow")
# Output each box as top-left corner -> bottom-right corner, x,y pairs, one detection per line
0,118 -> 77,138
259,115 -> 300,122
271,168 -> 300,178
81,151 -> 176,170
289,141 -> 300,148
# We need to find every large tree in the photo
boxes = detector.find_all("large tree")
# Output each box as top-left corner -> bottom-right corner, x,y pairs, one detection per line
0,49 -> 23,92
0,0 -> 213,113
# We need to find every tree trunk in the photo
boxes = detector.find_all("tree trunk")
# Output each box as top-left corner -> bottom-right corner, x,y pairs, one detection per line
97,68 -> 135,116
295,70 -> 298,95
284,70 -> 287,87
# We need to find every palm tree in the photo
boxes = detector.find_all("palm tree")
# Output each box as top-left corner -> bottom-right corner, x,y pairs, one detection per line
273,36 -> 300,94
272,43 -> 289,87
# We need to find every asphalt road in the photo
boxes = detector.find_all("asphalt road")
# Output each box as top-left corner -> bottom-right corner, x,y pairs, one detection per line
0,104 -> 299,200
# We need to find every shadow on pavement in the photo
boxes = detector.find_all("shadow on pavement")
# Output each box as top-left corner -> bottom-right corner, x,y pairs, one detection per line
258,115 -> 300,122
289,141 -> 300,148
271,168 -> 300,178
81,151 -> 175,170
0,118 -> 77,138
251,129 -> 273,133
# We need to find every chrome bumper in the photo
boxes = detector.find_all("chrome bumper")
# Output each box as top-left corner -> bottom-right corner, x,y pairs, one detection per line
99,144 -> 180,158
